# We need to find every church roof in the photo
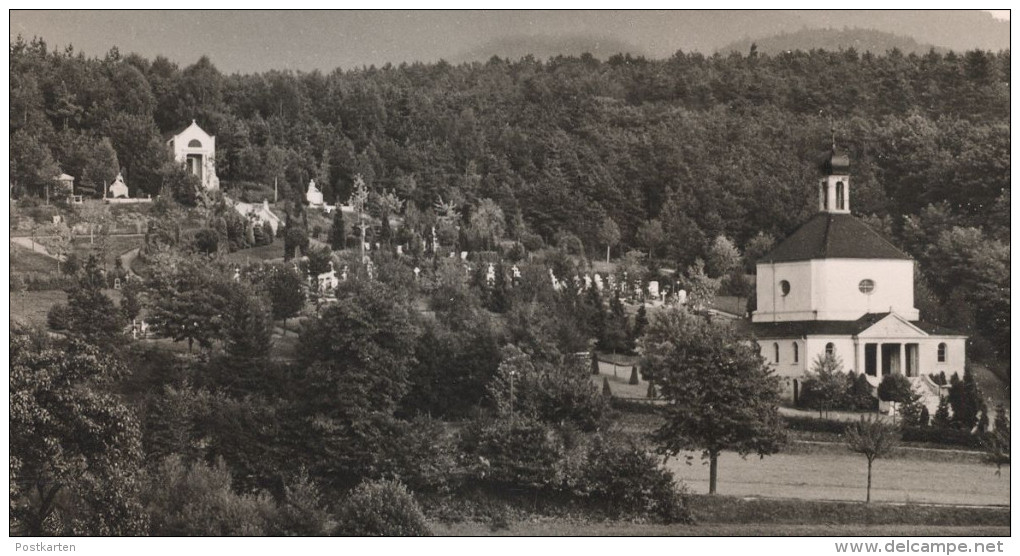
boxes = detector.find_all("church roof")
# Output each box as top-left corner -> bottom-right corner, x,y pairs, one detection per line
759,212 -> 911,263
819,148 -> 851,175
751,312 -> 965,339
751,312 -> 892,338
164,120 -> 213,142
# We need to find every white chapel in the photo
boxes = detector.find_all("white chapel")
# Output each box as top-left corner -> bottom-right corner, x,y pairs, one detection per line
751,148 -> 966,401
167,120 -> 220,191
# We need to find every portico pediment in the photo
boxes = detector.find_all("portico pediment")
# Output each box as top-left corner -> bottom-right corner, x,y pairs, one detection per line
856,313 -> 927,339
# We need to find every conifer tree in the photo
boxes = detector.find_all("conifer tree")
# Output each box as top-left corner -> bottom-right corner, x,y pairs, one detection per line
330,209 -> 346,251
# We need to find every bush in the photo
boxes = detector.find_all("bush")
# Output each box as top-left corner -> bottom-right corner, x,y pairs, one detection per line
458,417 -> 568,491
846,372 -> 879,410
14,272 -> 74,291
504,242 -> 526,262
520,231 -> 544,252
142,456 -> 278,536
192,228 -> 219,254
46,303 -> 71,330
878,374 -> 916,404
269,472 -> 337,536
10,273 -> 27,292
335,479 -> 432,536
580,435 -> 692,523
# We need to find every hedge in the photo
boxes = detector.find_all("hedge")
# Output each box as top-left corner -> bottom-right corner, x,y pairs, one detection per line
785,415 -> 987,449
900,426 -> 985,449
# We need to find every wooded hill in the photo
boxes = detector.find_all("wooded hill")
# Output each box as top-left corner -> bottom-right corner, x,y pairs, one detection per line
9,38 -> 1010,361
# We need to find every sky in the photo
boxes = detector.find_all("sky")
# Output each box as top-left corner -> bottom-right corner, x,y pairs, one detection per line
9,9 -> 1010,74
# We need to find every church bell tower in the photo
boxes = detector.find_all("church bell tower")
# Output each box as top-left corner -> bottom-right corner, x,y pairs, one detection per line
818,148 -> 850,213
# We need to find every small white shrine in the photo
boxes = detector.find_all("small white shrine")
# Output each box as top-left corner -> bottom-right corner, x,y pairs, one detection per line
306,179 -> 324,207
109,173 -> 129,199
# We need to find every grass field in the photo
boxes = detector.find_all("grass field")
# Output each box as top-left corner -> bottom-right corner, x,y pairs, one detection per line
431,492 -> 1009,535
222,239 -> 285,265
433,521 -> 1009,536
11,289 -> 123,328
664,449 -> 1009,506
11,244 -> 60,273
10,290 -> 67,327
73,234 -> 144,266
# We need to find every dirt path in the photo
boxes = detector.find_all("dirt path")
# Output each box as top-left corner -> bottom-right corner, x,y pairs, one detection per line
120,247 -> 141,278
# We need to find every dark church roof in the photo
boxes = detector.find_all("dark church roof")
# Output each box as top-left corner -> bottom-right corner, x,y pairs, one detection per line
751,312 -> 965,339
751,312 -> 893,338
759,213 -> 911,263
820,148 -> 851,175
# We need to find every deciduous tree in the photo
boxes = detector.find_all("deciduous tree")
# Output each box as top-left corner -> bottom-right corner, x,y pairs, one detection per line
641,307 -> 786,494
844,416 -> 899,503
10,326 -> 147,535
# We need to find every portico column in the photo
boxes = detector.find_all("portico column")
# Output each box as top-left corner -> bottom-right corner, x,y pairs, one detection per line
854,339 -> 863,375
877,343 -> 884,376
899,343 -> 906,376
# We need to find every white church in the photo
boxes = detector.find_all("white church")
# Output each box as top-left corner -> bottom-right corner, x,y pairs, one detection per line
167,120 -> 220,191
751,149 -> 966,402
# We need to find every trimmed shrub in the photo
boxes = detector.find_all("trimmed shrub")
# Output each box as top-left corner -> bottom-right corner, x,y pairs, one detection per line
783,415 -> 854,435
901,426 -> 984,449
878,374 -> 916,404
335,479 -> 432,537
46,303 -> 71,330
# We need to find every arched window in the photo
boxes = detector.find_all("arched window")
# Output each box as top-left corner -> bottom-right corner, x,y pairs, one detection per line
937,343 -> 947,363
836,181 -> 845,210
773,343 -> 780,363
792,342 -> 799,363
825,343 -> 835,358
823,183 -> 830,209
188,139 -> 203,148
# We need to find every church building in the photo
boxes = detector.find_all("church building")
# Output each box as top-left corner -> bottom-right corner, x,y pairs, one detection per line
751,149 -> 966,402
167,120 -> 220,190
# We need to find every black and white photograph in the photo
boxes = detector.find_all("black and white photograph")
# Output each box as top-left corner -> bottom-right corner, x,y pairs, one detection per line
7,7 -> 1011,546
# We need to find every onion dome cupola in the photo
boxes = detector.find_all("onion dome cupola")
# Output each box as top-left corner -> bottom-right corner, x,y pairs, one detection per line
818,148 -> 851,214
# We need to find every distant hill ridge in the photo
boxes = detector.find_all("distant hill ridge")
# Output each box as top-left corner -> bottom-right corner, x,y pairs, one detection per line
719,28 -> 945,57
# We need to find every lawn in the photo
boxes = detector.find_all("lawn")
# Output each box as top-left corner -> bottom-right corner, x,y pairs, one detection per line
222,239 -> 285,265
11,244 -> 60,273
73,234 -> 145,266
10,290 -> 67,327
10,289 -> 124,328
433,521 -> 1008,536
431,493 -> 1009,535
592,359 -> 650,399
664,448 -> 1009,506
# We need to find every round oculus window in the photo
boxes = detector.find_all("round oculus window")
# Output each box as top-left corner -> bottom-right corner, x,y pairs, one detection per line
859,279 -> 875,294
779,280 -> 791,296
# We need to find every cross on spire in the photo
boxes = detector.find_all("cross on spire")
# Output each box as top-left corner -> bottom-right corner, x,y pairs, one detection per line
829,114 -> 836,151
